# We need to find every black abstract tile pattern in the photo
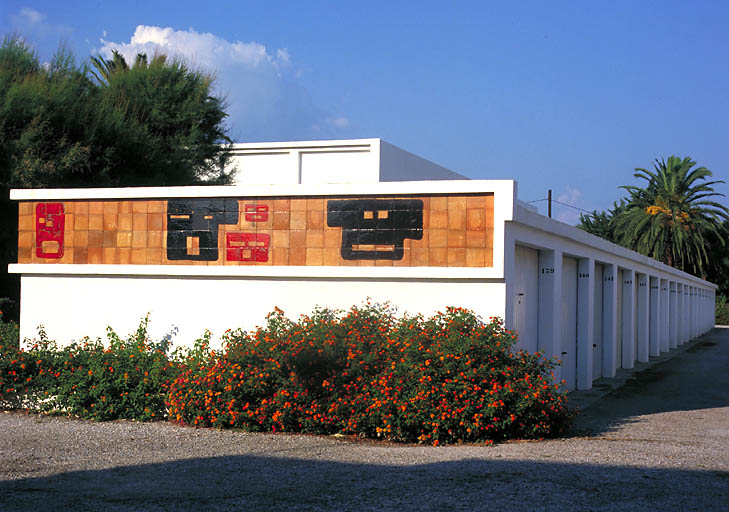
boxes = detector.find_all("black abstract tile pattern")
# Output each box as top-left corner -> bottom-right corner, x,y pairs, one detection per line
167,198 -> 239,260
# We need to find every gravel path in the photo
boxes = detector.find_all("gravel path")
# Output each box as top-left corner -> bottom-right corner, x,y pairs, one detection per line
1,329 -> 728,511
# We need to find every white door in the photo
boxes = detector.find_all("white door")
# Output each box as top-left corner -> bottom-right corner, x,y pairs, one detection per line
514,245 -> 539,353
593,263 -> 604,379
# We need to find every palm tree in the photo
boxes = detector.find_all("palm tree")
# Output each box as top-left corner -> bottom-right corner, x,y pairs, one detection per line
89,50 -> 167,85
613,156 -> 729,279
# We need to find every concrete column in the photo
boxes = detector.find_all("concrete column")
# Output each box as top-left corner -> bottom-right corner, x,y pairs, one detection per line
680,284 -> 687,344
577,257 -> 594,390
602,263 -> 618,378
621,269 -> 635,369
503,234 -> 517,332
538,249 -> 562,366
636,273 -> 650,363
660,279 -> 669,353
669,281 -> 678,349
649,276 -> 661,357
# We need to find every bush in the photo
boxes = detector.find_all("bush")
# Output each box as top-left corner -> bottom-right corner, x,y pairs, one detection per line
716,295 -> 729,325
0,317 -> 178,420
0,318 -> 19,349
167,304 -> 572,445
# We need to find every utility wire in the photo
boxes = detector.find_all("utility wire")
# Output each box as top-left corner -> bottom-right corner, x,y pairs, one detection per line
526,198 -> 594,214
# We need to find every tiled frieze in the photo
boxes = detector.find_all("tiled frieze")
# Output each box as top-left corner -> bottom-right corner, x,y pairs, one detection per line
17,194 -> 494,267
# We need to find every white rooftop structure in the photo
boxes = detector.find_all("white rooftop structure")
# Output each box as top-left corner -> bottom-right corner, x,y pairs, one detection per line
226,138 -> 468,185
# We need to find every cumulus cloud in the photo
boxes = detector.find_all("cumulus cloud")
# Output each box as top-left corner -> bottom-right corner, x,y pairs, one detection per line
556,186 -> 585,225
97,26 -> 350,142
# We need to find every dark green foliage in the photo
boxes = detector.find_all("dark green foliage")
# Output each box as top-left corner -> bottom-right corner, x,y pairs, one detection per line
0,36 -> 235,320
578,200 -> 626,241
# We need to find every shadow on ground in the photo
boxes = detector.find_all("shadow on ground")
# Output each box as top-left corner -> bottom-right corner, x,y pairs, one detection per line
1,454 -> 728,511
567,328 -> 729,437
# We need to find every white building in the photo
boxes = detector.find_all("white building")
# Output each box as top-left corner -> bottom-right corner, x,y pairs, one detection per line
9,139 -> 716,391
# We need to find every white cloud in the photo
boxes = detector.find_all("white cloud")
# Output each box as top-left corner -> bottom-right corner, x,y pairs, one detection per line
97,26 -> 350,142
556,186 -> 585,225
11,8 -> 71,39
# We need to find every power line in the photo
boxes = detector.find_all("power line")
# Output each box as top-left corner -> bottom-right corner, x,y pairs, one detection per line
526,198 -> 594,214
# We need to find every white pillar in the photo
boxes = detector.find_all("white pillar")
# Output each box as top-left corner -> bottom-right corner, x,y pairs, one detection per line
669,281 -> 678,349
622,269 -> 635,369
649,276 -> 660,357
577,257 -> 594,390
602,263 -> 618,378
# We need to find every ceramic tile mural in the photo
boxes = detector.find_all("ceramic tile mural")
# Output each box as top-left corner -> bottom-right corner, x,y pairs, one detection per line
17,194 -> 494,267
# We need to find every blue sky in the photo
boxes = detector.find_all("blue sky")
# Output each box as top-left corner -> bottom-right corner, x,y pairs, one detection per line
2,1 -> 728,223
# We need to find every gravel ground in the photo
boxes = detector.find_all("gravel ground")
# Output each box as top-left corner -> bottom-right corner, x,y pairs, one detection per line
1,329 -> 728,512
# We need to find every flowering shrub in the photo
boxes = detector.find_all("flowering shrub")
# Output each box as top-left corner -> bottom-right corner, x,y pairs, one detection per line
0,317 -> 177,421
167,304 -> 572,444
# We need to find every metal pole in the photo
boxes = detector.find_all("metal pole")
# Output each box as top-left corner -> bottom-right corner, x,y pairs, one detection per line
548,189 -> 552,218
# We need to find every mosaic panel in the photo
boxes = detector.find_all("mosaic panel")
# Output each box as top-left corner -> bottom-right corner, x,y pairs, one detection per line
17,194 -> 494,267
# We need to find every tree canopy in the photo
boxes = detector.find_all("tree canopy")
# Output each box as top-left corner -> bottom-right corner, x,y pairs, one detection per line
0,36 -> 236,319
579,156 -> 729,282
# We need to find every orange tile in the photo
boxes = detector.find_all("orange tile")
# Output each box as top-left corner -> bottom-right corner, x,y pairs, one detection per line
130,248 -> 146,265
429,210 -> 448,229
466,248 -> 486,267
147,201 -> 165,213
430,196 -> 448,210
18,215 -> 34,231
74,214 -> 89,231
484,228 -> 494,248
148,213 -> 164,231
466,209 -> 486,231
89,214 -> 103,231
448,196 -> 467,211
18,231 -> 32,249
466,231 -> 486,248
484,247 -> 493,267
132,201 -> 148,214
306,198 -> 324,211
103,247 -> 118,264
147,231 -> 162,248
411,248 -> 429,266
88,202 -> 104,215
63,213 -> 75,231
118,248 -> 131,264
62,231 -> 74,249
132,230 -> 146,248
75,202 -> 89,215
88,230 -> 103,247
356,259 -> 375,267
88,247 -> 103,264
291,199 -> 307,211
59,249 -> 74,264
118,201 -> 133,214
103,213 -> 118,231
272,230 -> 290,248
448,230 -> 466,248
419,197 -> 430,210
290,210 -> 307,230
103,230 -> 117,248
466,195 -> 487,209
273,199 -> 290,211
117,231 -> 132,248
429,248 -> 447,266
73,247 -> 88,264
448,248 -> 466,266
132,213 -> 147,231
103,201 -> 118,215
18,202 -> 33,215
75,230 -> 88,248
322,248 -> 340,266
307,210 -> 324,229
289,247 -> 306,265
306,230 -> 323,248
290,229 -> 306,248
429,229 -> 448,248
272,247 -> 289,265
273,211 -> 290,230
146,248 -> 162,265
17,247 -> 32,263
374,258 -> 393,267
324,228 -> 341,248
306,248 -> 323,265
448,209 -> 466,230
